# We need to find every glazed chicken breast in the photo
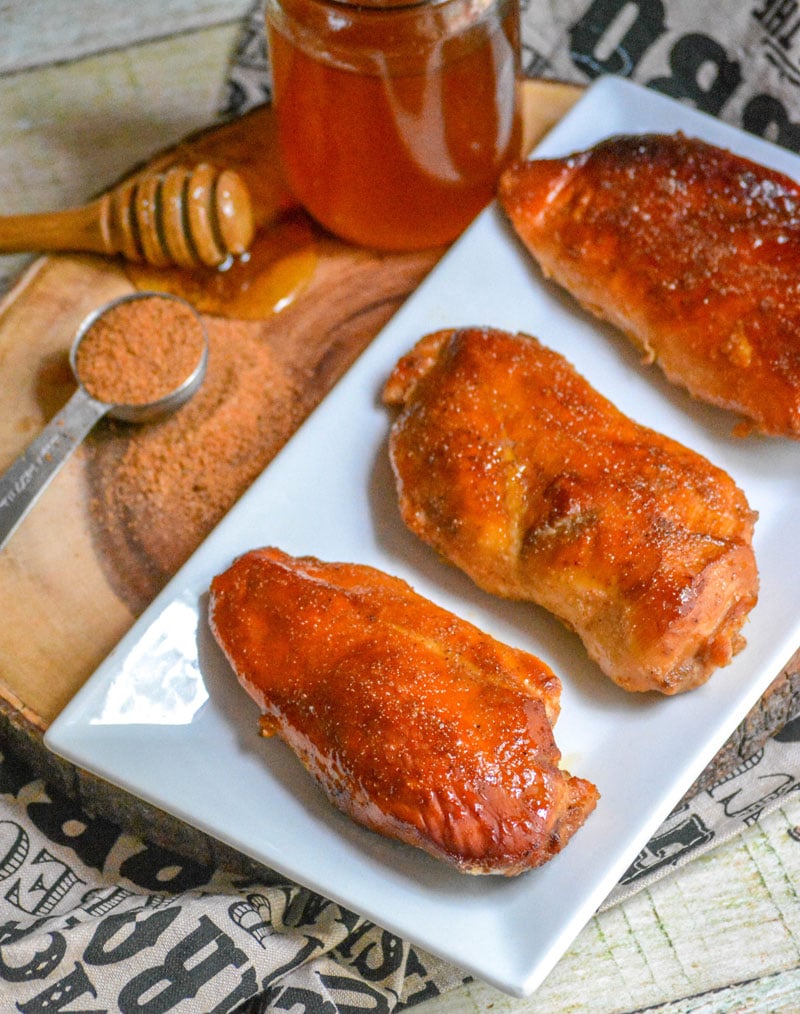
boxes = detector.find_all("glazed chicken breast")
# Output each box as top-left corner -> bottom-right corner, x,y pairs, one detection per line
209,546 -> 598,875
499,132 -> 800,438
383,327 -> 759,694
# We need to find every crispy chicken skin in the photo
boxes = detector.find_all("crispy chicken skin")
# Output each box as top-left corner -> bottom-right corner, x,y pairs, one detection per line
499,133 -> 800,438
208,546 -> 598,875
383,327 -> 759,694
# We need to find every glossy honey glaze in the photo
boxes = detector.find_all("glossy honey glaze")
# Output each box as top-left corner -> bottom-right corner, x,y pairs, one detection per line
384,327 -> 760,694
125,211 -> 316,320
266,0 -> 521,250
499,133 -> 800,438
209,546 -> 598,874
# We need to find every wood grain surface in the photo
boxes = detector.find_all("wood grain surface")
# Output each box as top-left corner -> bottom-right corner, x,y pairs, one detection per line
0,231 -> 434,727
0,0 -> 253,73
4,11 -> 800,1010
0,79 -> 580,730
426,798 -> 800,1012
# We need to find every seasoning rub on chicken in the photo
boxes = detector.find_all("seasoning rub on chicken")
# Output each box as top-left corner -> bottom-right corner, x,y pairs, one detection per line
499,132 -> 800,438
383,327 -> 759,695
209,546 -> 598,876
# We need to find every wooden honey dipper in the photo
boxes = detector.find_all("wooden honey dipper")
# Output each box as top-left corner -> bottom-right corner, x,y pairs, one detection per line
0,163 -> 255,268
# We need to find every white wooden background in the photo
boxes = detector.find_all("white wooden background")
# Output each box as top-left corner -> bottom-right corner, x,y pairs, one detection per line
0,0 -> 251,292
2,3 -> 800,1011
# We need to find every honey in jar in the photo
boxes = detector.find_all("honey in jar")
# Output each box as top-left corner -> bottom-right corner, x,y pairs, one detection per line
265,0 -> 521,251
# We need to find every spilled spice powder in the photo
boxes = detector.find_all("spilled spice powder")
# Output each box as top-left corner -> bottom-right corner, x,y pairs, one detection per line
75,295 -> 205,405
84,238 -> 441,613
86,316 -> 300,609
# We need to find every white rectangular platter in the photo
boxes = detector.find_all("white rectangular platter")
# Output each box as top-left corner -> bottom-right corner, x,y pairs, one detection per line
45,76 -> 800,997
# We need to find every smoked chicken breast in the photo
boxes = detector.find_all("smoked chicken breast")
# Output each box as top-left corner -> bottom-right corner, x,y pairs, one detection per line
383,327 -> 759,694
499,132 -> 800,438
208,546 -> 598,875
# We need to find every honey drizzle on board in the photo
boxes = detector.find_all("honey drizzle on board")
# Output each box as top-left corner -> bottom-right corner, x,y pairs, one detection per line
124,105 -> 319,320
125,211 -> 317,320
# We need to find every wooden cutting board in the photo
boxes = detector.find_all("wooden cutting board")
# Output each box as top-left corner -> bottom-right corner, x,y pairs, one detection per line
0,80 -> 797,858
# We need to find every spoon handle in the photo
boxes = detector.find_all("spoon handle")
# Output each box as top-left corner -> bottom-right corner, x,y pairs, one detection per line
0,200 -> 111,256
0,165 -> 255,267
0,388 -> 109,552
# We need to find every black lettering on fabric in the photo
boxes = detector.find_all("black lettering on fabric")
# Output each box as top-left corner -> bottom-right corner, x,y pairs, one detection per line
708,771 -> 799,824
347,930 -> 404,983
15,962 -> 101,1013
5,849 -> 85,917
26,794 -> 118,873
117,915 -> 248,1013
221,80 -> 249,120
118,842 -> 212,893
754,0 -> 800,42
396,947 -> 442,1007
263,983 -> 338,1014
262,935 -> 323,988
569,0 -> 666,78
0,821 -> 29,882
233,20 -> 268,70
319,973 -> 395,1012
647,33 -> 743,114
208,967 -> 258,1013
334,907 -> 363,935
775,714 -> 800,742
522,45 -> 553,77
83,906 -> 181,965
0,750 -> 34,798
79,885 -> 136,919
620,812 -> 713,883
754,0 -> 800,85
742,92 -> 800,151
229,895 -> 273,949
0,918 -> 56,947
290,890 -> 333,928
0,930 -> 66,982
334,920 -> 374,960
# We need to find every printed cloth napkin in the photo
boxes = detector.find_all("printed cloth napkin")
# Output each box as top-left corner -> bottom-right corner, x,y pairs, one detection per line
5,2 -> 800,1011
225,0 -> 800,152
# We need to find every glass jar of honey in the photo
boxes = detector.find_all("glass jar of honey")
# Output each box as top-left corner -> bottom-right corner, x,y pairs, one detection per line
265,0 -> 521,251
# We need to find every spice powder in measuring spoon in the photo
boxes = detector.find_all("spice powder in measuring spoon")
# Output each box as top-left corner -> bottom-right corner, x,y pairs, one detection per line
75,295 -> 206,406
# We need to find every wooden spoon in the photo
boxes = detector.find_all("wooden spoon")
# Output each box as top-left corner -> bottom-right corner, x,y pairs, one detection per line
0,163 -> 255,268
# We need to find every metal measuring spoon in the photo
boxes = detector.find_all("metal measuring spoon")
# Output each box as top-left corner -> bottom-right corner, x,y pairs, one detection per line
0,291 -> 207,552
